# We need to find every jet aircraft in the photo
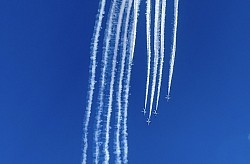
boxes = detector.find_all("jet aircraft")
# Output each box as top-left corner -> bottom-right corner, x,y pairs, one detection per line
165,95 -> 171,101
153,110 -> 158,116
142,108 -> 146,115
146,118 -> 151,125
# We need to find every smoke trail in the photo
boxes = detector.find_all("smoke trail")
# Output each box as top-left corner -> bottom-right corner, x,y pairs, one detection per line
130,0 -> 141,59
144,0 -> 152,110
114,0 -> 133,163
94,0 -> 118,163
167,0 -> 179,97
155,0 -> 166,112
148,0 -> 161,120
82,0 -> 106,163
121,0 -> 141,163
103,0 -> 126,163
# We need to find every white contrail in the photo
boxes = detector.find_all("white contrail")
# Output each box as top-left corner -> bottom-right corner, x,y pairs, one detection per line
167,0 -> 179,98
94,0 -> 118,163
130,0 -> 140,60
148,0 -> 161,120
103,0 -> 126,163
144,0 -> 152,110
114,0 -> 133,163
155,0 -> 166,112
122,0 -> 141,163
82,0 -> 106,163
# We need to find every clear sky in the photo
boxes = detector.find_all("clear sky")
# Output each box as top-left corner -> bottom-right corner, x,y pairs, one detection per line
1,0 -> 250,164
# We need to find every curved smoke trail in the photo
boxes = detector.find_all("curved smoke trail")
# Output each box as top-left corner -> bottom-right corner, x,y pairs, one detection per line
82,0 -> 106,163
148,0 -> 161,120
114,0 -> 133,163
167,0 -> 179,97
94,0 -> 118,163
122,0 -> 141,163
103,0 -> 126,163
155,0 -> 166,112
144,0 -> 152,110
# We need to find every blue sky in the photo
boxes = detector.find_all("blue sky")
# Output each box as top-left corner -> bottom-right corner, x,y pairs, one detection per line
1,0 -> 250,163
